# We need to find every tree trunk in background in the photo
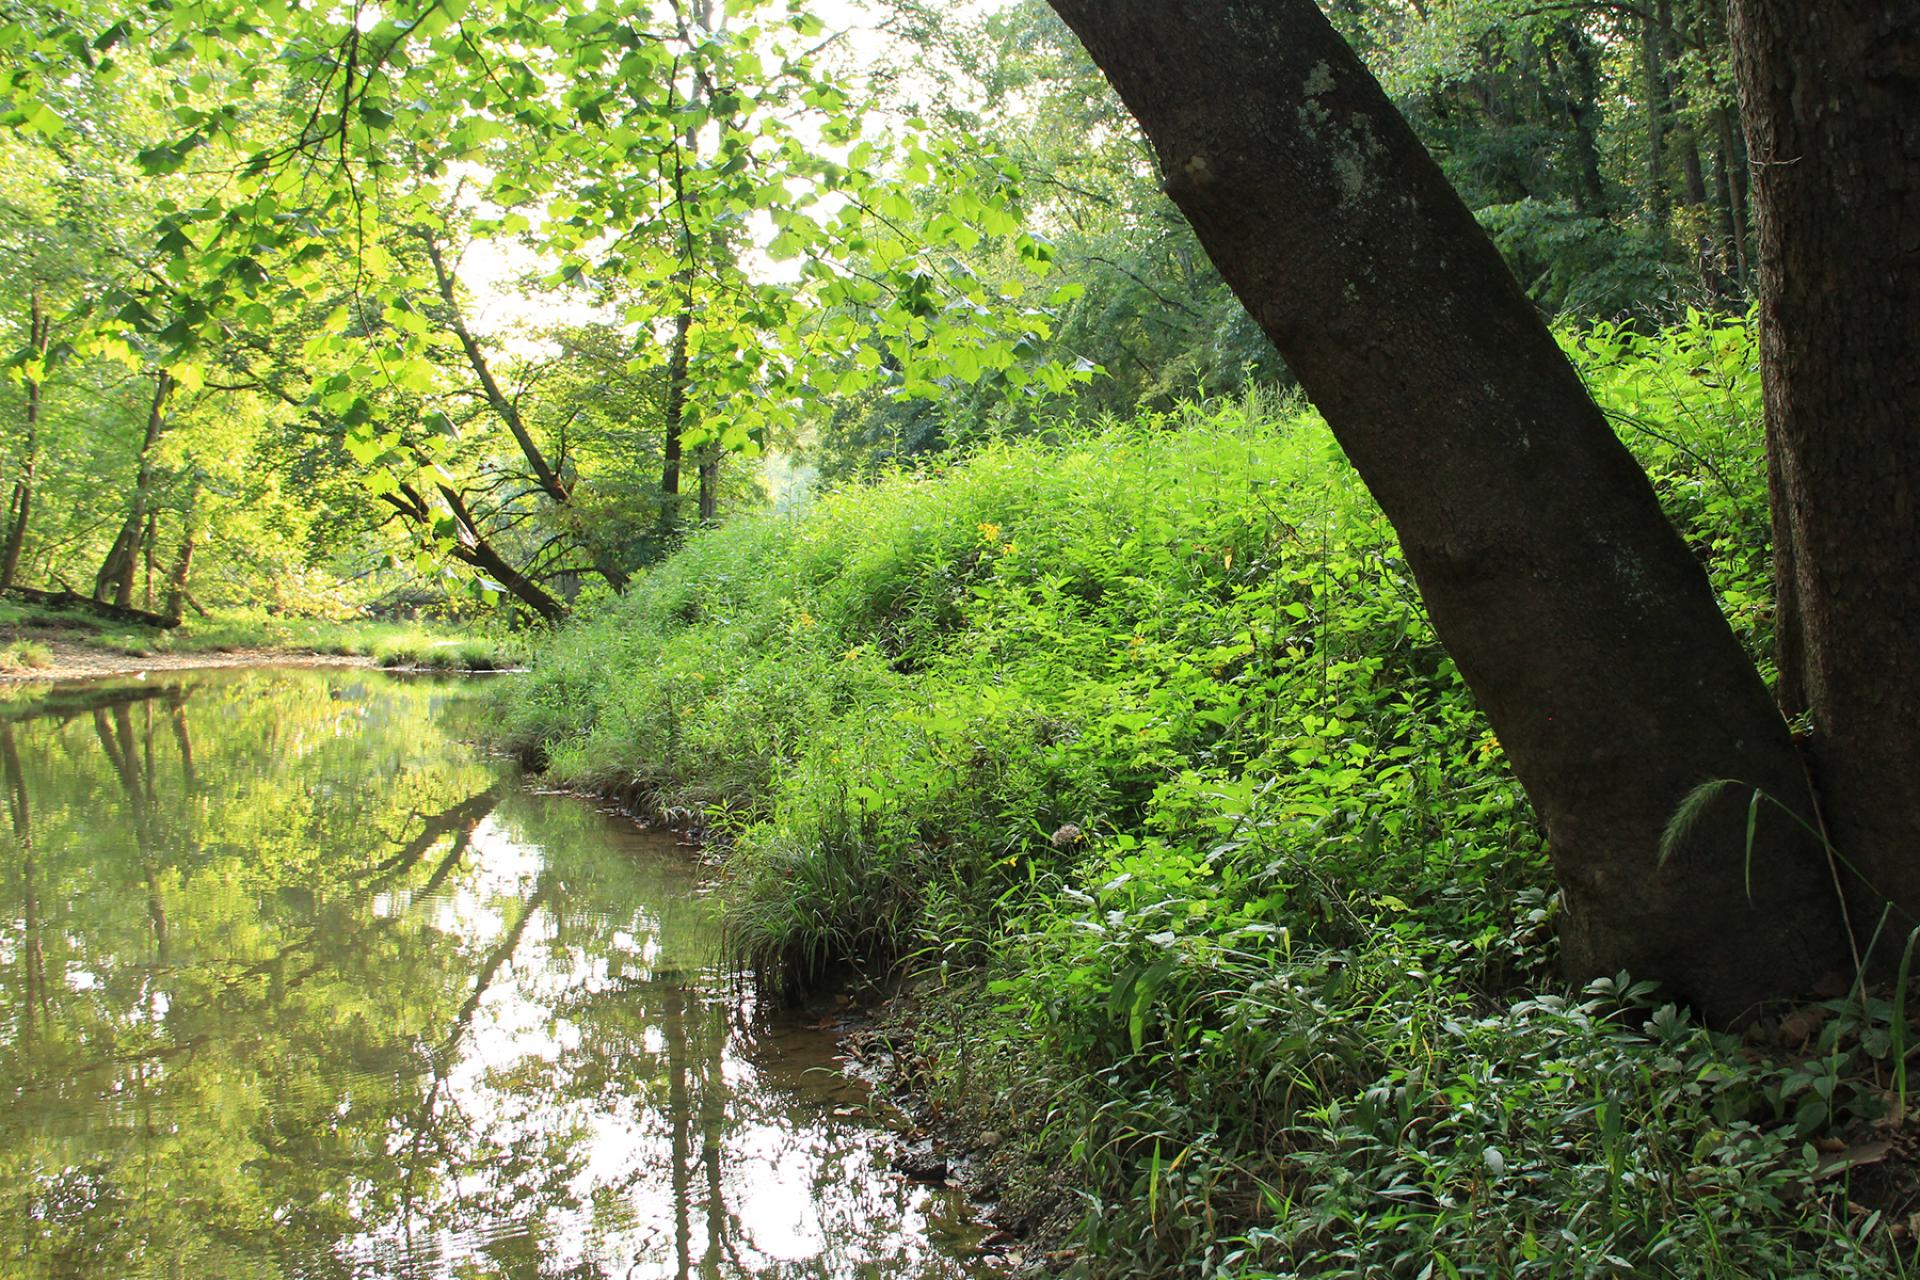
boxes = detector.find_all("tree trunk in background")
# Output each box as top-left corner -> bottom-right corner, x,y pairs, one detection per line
1729,0 -> 1920,920
1043,0 -> 1851,1023
435,483 -> 565,622
1558,24 -> 1610,219
1,289 -> 47,590
659,310 -> 691,533
141,510 -> 157,611
1641,6 -> 1674,230
1654,0 -> 1727,299
95,371 -> 172,608
1714,108 -> 1751,287
697,448 -> 717,524
423,229 -> 629,590
423,231 -> 569,503
376,475 -> 566,622
163,488 -> 197,624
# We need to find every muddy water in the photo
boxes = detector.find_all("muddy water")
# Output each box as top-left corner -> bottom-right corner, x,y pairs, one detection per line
0,668 -> 984,1279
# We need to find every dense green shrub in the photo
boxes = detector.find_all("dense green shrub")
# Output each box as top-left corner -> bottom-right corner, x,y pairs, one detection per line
501,316 -> 1908,1276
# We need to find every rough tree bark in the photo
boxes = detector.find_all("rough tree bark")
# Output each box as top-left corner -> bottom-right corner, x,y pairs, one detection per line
1043,0 -> 1853,1023
1728,0 -> 1920,920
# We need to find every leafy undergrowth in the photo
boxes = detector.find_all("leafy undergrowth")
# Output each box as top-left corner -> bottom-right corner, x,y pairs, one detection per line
501,316 -> 1913,1276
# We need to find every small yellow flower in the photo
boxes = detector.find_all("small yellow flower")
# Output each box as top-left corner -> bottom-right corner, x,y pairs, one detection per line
843,646 -> 864,662
999,540 -> 1017,556
977,521 -> 1001,543
797,610 -> 817,629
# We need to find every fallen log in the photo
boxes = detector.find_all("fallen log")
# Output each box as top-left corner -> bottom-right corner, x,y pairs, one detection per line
3,585 -> 181,629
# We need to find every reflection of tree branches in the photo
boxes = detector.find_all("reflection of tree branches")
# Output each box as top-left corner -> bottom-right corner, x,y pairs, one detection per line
397,878 -> 552,1229
0,679 -> 188,723
0,721 -> 48,1045
93,705 -> 167,963
369,787 -> 499,883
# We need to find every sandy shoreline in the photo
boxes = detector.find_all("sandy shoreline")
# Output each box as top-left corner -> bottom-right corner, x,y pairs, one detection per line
0,638 -> 377,683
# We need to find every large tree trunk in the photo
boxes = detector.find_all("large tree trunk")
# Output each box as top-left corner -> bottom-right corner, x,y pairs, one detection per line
1,289 -> 47,591
1043,0 -> 1852,1022
1729,0 -> 1920,921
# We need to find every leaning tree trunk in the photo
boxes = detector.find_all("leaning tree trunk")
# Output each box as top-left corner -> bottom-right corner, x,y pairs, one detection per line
422,229 -> 629,589
1044,0 -> 1851,1023
1729,0 -> 1920,922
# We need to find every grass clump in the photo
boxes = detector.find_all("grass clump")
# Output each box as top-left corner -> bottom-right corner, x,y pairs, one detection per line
0,639 -> 54,671
500,316 -> 1910,1275
374,635 -> 519,671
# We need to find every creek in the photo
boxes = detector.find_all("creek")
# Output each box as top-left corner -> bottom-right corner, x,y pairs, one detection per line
0,667 -> 984,1279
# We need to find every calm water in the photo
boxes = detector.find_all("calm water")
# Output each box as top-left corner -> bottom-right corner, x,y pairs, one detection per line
0,668 -> 983,1280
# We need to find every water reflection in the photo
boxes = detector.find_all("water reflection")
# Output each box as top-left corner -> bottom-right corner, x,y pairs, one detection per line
0,669 -> 980,1280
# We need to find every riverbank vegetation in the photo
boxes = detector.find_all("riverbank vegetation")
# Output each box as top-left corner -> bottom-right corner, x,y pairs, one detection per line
500,319 -> 1911,1274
